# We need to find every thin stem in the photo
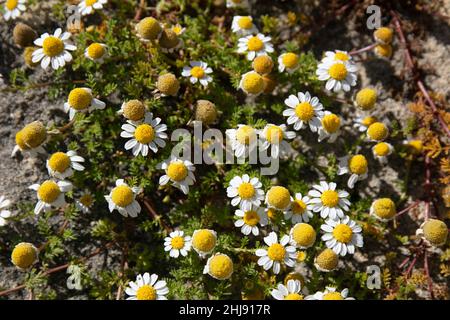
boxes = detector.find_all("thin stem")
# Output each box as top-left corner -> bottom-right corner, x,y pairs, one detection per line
349,43 -> 378,56
395,200 -> 421,217
423,251 -> 434,299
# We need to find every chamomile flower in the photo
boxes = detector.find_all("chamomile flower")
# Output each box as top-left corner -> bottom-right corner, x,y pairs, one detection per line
204,253 -> 234,280
265,186 -> 291,211
84,43 -> 107,62
260,124 -> 295,158
374,44 -> 393,59
11,242 -> 38,271
0,195 -> 12,227
308,181 -> 350,220
226,125 -> 258,158
159,28 -> 183,53
120,112 -> 168,157
374,27 -> 394,44
118,100 -> 146,123
156,73 -> 180,97
29,180 -> 72,215
170,24 -> 185,36
181,61 -> 213,87
3,0 -> 26,21
78,0 -> 108,16
12,121 -> 47,157
75,190 -> 94,213
239,71 -> 265,96
191,229 -> 217,257
232,16 -> 258,35
105,179 -> 142,218
320,216 -> 363,256
370,198 -> 396,221
283,91 -> 324,132
372,142 -> 393,164
125,273 -> 168,300
337,154 -> 369,189
354,88 -> 377,110
237,34 -> 274,61
234,206 -> 268,236
367,122 -> 389,142
322,50 -> 353,64
158,156 -> 196,195
252,55 -> 274,75
285,193 -> 313,223
135,17 -> 162,42
255,232 -> 296,274
314,248 -> 339,272
403,139 -> 423,156
64,88 -> 106,120
278,52 -> 300,73
306,287 -> 354,300
318,111 -> 341,142
316,59 -> 357,92
290,223 -> 316,249
46,150 -> 85,179
416,219 -> 448,247
164,230 -> 192,258
226,0 -> 249,8
353,115 -> 378,132
227,174 -> 265,211
271,280 -> 304,300
32,28 -> 76,70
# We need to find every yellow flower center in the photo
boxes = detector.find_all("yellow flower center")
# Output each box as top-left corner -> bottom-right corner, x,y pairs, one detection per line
334,52 -> 349,61
42,36 -> 64,57
422,219 -> 448,246
209,254 -> 234,280
19,121 -> 47,148
237,182 -> 255,199
328,63 -> 347,80
237,17 -> 253,29
267,208 -> 281,221
136,285 -> 156,300
190,66 -> 205,79
48,152 -> 71,173
372,198 -> 396,219
295,102 -> 314,121
11,243 -> 37,269
267,243 -> 286,261
172,25 -> 183,35
38,181 -> 61,203
192,229 -> 216,252
356,88 -> 377,110
407,140 -> 423,155
320,190 -> 339,207
291,223 -> 316,247
87,43 -> 105,59
134,124 -> 155,144
291,199 -> 307,214
285,293 -> 303,300
315,248 -> 338,271
252,55 -> 273,74
80,193 -> 93,207
247,36 -> 264,51
375,44 -> 392,58
136,17 -> 162,40
296,251 -> 307,262
236,125 -> 255,145
266,126 -> 283,143
323,292 -> 344,300
111,185 -> 134,207
171,236 -> 185,250
348,154 -> 368,175
373,142 -> 390,156
367,122 -> 388,141
157,73 -> 180,96
6,0 -> 18,10
68,88 -> 93,110
267,186 -> 291,209
282,53 -> 299,68
321,114 -> 341,133
333,224 -> 353,243
243,210 -> 260,226
123,100 -> 145,121
361,116 -> 377,127
242,72 -> 264,94
374,27 -> 393,43
167,162 -> 188,182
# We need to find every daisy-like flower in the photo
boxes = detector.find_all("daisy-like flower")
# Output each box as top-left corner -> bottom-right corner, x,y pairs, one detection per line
105,179 -> 142,218
237,33 -> 274,61
265,186 -> 291,211
316,59 -> 357,92
403,139 -> 423,156
191,229 -> 217,257
159,28 -> 183,53
170,24 -> 186,36
125,273 -> 168,300
353,115 -> 378,132
181,61 -> 213,87
226,124 -> 258,158
259,124 -> 295,158
12,121 -> 47,157
255,232 -> 296,274
64,88 -> 106,120
354,88 -> 377,110
283,91 -> 324,132
231,16 -> 258,35
416,219 -> 448,247
290,223 -> 316,249
239,71 -> 265,96
135,17 -> 162,42
367,121 -> 389,142
158,156 -> 196,195
226,174 -> 264,211
307,181 -> 350,220
121,112 -> 167,157
337,154 -> 369,189
226,0 -> 249,8
318,111 -> 341,142
84,43 -> 107,62
372,142 -> 393,164
234,206 -> 268,236
314,248 -> 339,272
29,180 -> 72,215
11,242 -> 38,271
78,0 -> 108,16
164,230 -> 191,258
320,215 -> 363,256
284,193 -> 313,223
118,99 -> 146,123
75,190 -> 94,213
203,253 -> 234,280
0,195 -> 12,226
271,279 -> 304,300
370,198 -> 396,221
278,52 -> 300,73
3,0 -> 26,21
46,150 -> 85,179
374,27 -> 394,45
322,50 -> 353,64
32,28 -> 76,70
306,287 -> 354,300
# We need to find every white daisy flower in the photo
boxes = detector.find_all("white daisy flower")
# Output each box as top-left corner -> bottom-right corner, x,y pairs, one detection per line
181,61 -> 213,87
203,253 -> 234,280
170,24 -> 186,35
29,180 -> 72,215
321,50 -> 353,64
234,206 -> 268,236
237,33 -> 274,61
317,111 -> 341,142
416,219 -> 448,247
164,230 -> 192,258
120,112 -> 167,157
105,179 -> 142,218
307,181 -> 351,220
125,273 -> 168,300
259,124 -> 295,158
75,190 -> 94,213
64,87 -> 106,120
306,287 -> 354,300
0,195 -> 12,227
78,0 -> 108,16
191,229 -> 217,257
46,150 -> 85,179
226,124 -> 258,158
353,116 -> 378,132
84,43 -> 107,62
337,154 -> 368,189
255,231 -> 296,274
158,156 -> 196,195
226,0 -> 249,8
283,91 -> 324,132
320,215 -> 363,256
372,142 -> 393,164
284,193 -> 313,223
231,16 -> 258,35
3,0 -> 26,21
226,174 -> 265,211
32,28 -> 76,70
278,52 -> 300,73
316,60 -> 357,92
271,279 -> 304,300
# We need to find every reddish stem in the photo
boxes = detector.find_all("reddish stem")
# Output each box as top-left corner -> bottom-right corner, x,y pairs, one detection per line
423,251 -> 434,299
396,200 -> 421,217
349,43 -> 378,55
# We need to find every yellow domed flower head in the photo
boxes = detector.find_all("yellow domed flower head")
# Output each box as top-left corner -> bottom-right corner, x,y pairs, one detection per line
318,111 -> 342,142
75,190 -> 94,213
135,17 -> 162,42
13,23 -> 37,48
285,193 -> 313,223
158,156 -> 196,195
367,122 -> 389,141
260,124 -> 296,158
156,73 -> 180,96
226,124 -> 258,158
320,215 -> 363,256
256,231 -> 296,274
182,61 -> 213,87
314,248 -> 339,272
78,0 -> 108,16
11,242 -> 38,270
164,230 -> 192,258
271,279 -> 304,300
46,150 -> 85,179
374,27 -> 394,45
227,174 -> 264,211
204,253 -> 234,280
283,91 -> 324,132
316,57 -> 357,92
84,42 -> 107,62
64,87 -> 105,120
191,229 -> 217,257
374,44 -> 393,59
125,273 -> 169,300
252,55 -> 274,75
239,71 -> 265,96
234,207 -> 268,236
354,115 -> 378,133
32,28 -> 76,70
290,223 -> 316,248
338,154 -> 369,189
159,28 -> 183,53
231,16 -> 258,35
416,219 -> 448,246
355,88 -> 377,110
12,121 -> 47,156
29,180 -> 72,215
265,186 -> 291,211
278,52 -> 300,73
308,181 -> 351,219
119,99 -> 146,122
306,287 -> 354,300
195,100 -> 218,125
237,33 -> 274,61
105,179 -> 142,218
370,198 -> 396,221
4,0 -> 26,21
372,142 -> 393,164
403,139 -> 423,156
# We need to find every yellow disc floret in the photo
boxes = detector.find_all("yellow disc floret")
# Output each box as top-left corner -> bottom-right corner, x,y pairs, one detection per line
159,29 -> 179,49
328,63 -> 347,80
79,193 -> 93,207
323,292 -> 343,300
355,88 -> 377,110
372,198 -> 396,220
11,243 -> 37,269
136,17 -> 162,41
267,243 -> 286,261
422,219 -> 448,246
134,124 -> 155,144
6,0 -> 18,10
237,182 -> 255,199
123,100 -> 145,121
291,223 -> 316,247
266,125 -> 283,143
333,224 -> 353,243
321,113 -> 341,133
42,36 -> 64,57
19,121 -> 47,149
374,27 -> 394,44
252,55 -> 273,75
111,185 -> 134,207
171,236 -> 185,250
87,43 -> 105,59
315,248 -> 338,271
241,72 -> 264,94
167,161 -> 188,182
373,142 -> 390,156
136,285 -> 156,300
237,16 -> 253,29
361,116 -> 377,127
321,190 -> 339,207
267,186 -> 291,210
367,122 -> 388,141
374,44 -> 392,58
348,154 -> 368,175
86,0 -> 98,5
247,36 -> 264,51
190,66 -> 205,79
334,51 -> 349,61
406,140 -> 423,155
68,88 -> 93,110
157,73 -> 180,96
192,229 -> 216,253
295,102 -> 315,121
243,210 -> 260,226
48,152 -> 71,173
38,180 -> 61,203
236,125 -> 255,145
282,52 -> 299,69
291,199 -> 307,214
285,293 -> 303,300
208,254 -> 234,280
195,100 -> 218,125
